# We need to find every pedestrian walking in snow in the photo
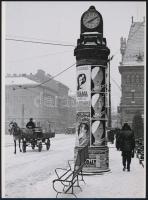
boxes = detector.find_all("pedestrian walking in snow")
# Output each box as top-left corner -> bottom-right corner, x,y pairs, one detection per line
115,128 -> 121,151
119,123 -> 135,171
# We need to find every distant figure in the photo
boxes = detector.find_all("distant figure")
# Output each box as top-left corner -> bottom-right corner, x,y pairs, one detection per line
107,130 -> 114,144
120,123 -> 135,172
111,131 -> 115,144
115,128 -> 121,151
48,123 -> 51,132
26,118 -> 36,129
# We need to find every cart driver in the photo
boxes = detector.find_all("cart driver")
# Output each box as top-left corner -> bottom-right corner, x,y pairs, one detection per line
26,118 -> 36,129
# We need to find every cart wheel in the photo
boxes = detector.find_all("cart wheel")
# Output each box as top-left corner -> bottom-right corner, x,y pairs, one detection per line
38,142 -> 42,152
46,139 -> 50,150
31,139 -> 36,150
22,141 -> 26,153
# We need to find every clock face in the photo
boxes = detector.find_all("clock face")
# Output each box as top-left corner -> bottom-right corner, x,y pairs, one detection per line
83,11 -> 100,29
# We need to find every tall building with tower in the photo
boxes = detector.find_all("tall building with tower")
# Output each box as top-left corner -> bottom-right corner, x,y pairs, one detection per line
118,17 -> 145,127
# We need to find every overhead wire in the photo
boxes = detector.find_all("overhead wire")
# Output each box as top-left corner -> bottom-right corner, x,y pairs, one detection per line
30,63 -> 76,89
6,34 -> 74,46
108,51 -> 122,92
7,22 -> 143,110
8,37 -> 122,92
6,38 -> 76,47
11,62 -> 76,90
6,36 -> 76,90
110,77 -> 121,91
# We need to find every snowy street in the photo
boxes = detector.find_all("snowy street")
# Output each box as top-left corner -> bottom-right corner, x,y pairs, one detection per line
3,134 -> 145,198
3,1 -> 146,199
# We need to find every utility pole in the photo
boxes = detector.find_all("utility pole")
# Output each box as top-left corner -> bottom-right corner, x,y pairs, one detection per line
21,104 -> 24,127
108,57 -> 112,129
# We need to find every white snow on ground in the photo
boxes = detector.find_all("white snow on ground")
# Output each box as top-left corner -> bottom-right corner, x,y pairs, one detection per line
3,134 -> 145,198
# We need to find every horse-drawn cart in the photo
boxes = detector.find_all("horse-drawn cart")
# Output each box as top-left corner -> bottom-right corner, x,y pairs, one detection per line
21,127 -> 55,152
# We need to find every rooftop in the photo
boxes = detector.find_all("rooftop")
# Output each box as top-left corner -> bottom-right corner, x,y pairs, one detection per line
5,76 -> 38,86
120,18 -> 145,66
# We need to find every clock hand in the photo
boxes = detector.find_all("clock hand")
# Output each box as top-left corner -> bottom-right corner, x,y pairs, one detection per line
86,16 -> 98,24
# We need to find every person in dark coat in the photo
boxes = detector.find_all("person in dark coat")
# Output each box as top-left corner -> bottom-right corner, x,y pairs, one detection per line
115,128 -> 121,151
26,118 -> 36,129
120,123 -> 135,171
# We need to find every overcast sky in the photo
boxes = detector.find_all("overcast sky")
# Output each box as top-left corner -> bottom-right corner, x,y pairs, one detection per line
3,1 -> 146,111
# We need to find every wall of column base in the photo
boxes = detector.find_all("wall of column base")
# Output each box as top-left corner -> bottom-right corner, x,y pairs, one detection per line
74,146 -> 110,174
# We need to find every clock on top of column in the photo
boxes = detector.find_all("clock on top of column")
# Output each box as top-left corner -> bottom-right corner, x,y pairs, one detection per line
81,6 -> 103,35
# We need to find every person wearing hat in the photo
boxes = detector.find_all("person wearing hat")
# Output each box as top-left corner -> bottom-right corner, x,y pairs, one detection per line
26,118 -> 36,129
119,123 -> 135,171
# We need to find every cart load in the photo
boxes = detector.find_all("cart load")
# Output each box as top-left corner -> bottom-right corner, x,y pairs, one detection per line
21,127 -> 55,152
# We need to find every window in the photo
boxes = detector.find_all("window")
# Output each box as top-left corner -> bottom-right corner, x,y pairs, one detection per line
131,90 -> 135,104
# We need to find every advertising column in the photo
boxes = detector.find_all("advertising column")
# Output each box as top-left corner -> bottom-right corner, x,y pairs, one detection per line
74,6 -> 110,173
75,64 -> 109,173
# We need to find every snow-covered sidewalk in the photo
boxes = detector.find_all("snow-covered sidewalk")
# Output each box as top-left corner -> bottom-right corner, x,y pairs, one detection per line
24,143 -> 145,198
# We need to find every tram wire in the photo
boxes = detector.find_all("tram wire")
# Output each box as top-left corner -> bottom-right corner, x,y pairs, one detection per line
6,34 -> 75,46
11,63 -> 76,91
6,38 -> 76,47
7,36 -> 121,92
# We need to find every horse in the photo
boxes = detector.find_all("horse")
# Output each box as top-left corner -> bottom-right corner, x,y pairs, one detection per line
9,122 -> 22,154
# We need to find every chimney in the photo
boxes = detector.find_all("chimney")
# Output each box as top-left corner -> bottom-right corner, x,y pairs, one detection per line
131,16 -> 134,24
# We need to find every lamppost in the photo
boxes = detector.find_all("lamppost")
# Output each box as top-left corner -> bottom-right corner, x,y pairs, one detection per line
108,57 -> 111,129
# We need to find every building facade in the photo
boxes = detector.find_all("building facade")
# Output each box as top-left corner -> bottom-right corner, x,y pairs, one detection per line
5,70 -> 76,134
118,17 -> 145,127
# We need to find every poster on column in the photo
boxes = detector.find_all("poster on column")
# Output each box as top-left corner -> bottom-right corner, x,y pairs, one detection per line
91,65 -> 106,93
91,120 -> 106,146
77,65 -> 91,112
76,112 -> 90,147
91,93 -> 107,120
